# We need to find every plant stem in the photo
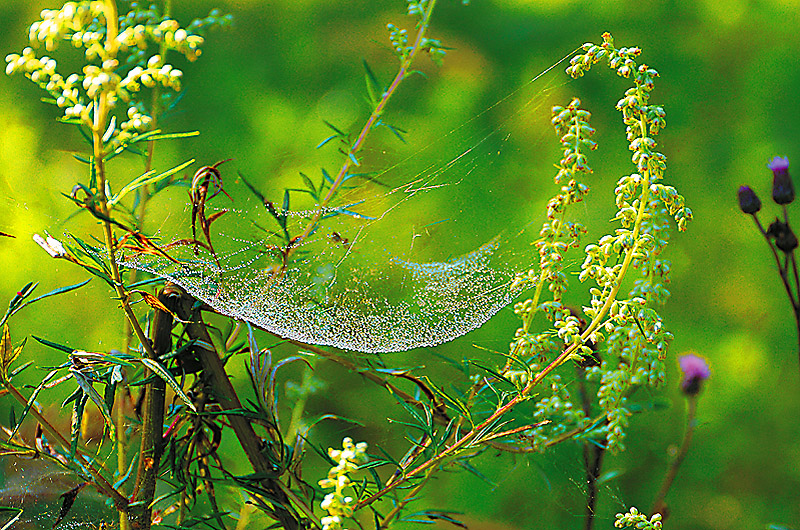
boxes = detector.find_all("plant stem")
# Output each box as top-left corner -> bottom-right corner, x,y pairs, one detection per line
577,365 -> 605,530
169,286 -> 300,530
379,470 -> 435,529
4,382 -> 129,511
650,395 -> 698,519
750,214 -> 800,368
128,289 -> 171,530
289,0 -> 438,259
92,4 -> 167,528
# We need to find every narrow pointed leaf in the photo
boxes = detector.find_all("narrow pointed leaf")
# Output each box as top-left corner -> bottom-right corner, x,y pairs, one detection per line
6,279 -> 91,325
0,325 -> 12,381
140,358 -> 197,413
363,59 -> 383,105
71,369 -> 114,427
9,370 -> 59,441
109,159 -> 195,207
316,135 -> 339,150
33,335 -> 74,354
70,392 -> 88,458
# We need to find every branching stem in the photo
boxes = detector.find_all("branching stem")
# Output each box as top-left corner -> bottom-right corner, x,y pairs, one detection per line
289,0 -> 438,259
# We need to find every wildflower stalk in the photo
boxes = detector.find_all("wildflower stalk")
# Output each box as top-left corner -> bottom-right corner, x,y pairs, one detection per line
361,33 -> 689,508
749,213 -> 800,358
650,395 -> 697,518
290,0 -> 438,257
118,8 -> 171,524
739,158 -> 800,366
86,3 -> 169,527
90,1 -> 156,363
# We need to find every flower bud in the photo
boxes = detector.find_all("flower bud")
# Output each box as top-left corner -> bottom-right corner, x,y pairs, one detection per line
737,185 -> 761,214
767,219 -> 798,252
678,353 -> 710,396
769,156 -> 794,205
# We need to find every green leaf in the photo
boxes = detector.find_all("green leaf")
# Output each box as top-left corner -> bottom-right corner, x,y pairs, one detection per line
33,335 -> 74,354
280,189 -> 290,229
321,206 -> 376,221
323,120 -> 346,137
363,59 -> 383,106
5,279 -> 91,325
144,131 -> 200,141
384,122 -> 407,143
300,172 -> 317,198
108,159 -> 195,207
69,392 -> 88,458
8,369 -> 59,440
0,325 -> 18,382
316,135 -> 339,150
71,369 -> 113,427
140,358 -> 197,413
1,283 -> 37,328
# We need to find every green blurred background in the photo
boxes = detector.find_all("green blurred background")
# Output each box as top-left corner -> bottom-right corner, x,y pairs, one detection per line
2,0 -> 800,529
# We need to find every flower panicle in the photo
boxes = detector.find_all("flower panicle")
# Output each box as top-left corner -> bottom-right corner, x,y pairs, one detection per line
318,438 -> 369,530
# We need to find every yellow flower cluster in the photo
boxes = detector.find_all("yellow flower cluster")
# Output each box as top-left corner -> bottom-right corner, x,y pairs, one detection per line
318,438 -> 368,530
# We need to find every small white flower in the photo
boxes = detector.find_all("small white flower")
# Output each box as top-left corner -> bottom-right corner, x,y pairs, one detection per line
33,233 -> 67,258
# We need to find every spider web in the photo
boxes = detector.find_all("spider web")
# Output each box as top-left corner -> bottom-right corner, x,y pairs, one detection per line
119,56 -> 573,353
0,456 -> 116,529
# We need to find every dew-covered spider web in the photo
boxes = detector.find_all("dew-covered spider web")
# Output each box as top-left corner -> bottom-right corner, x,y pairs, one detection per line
119,56 -> 575,353
0,456 -> 117,529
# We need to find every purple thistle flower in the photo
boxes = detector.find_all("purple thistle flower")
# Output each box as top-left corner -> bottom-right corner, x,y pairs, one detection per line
679,354 -> 710,396
769,156 -> 794,205
768,156 -> 790,172
737,185 -> 761,214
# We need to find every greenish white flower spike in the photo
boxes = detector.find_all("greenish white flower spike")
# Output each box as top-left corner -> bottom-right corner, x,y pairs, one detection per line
5,1 -> 229,142
318,438 -> 369,530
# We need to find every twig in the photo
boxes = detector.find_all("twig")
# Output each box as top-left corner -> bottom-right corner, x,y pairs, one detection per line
128,288 -> 172,530
3,383 -> 129,511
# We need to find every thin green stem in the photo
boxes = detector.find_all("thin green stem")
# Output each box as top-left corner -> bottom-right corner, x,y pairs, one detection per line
289,0 -> 438,259
650,396 -> 698,518
379,470 -> 435,529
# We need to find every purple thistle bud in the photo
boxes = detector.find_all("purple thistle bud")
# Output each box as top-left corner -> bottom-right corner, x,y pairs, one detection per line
679,354 -> 710,396
769,156 -> 794,205
737,185 -> 761,214
767,219 -> 799,252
